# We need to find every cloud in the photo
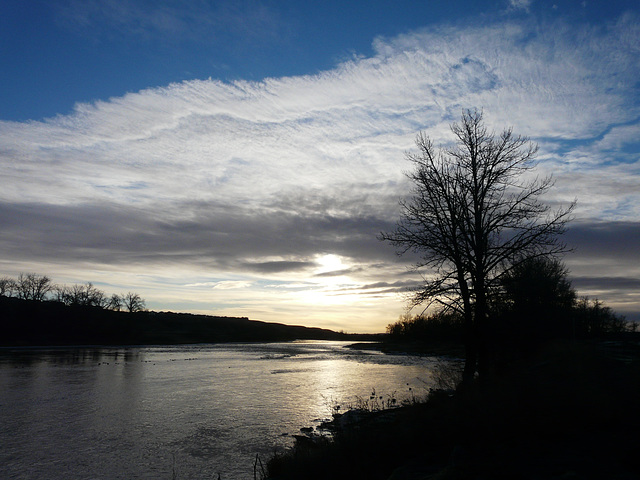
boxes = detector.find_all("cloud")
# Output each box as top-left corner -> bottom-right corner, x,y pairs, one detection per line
572,277 -> 640,290
314,267 -> 364,278
508,0 -> 533,12
566,221 -> 640,265
562,220 -> 640,317
4,15 -> 638,216
242,261 -> 317,274
0,200 -> 396,271
54,0 -> 287,46
211,281 -> 253,290
332,280 -> 420,296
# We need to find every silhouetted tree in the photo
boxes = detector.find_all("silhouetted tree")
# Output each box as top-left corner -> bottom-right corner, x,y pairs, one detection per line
0,277 -> 15,297
107,293 -> 123,311
15,273 -> 53,301
65,282 -> 106,307
123,292 -> 146,312
573,297 -> 630,336
52,284 -> 70,303
387,310 -> 464,344
381,109 -> 575,383
492,257 -> 577,364
501,256 -> 576,312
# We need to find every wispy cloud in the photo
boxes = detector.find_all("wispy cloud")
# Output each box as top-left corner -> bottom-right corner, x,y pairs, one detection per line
1,13 -> 639,330
508,0 -> 533,12
210,281 -> 253,290
54,0 -> 288,46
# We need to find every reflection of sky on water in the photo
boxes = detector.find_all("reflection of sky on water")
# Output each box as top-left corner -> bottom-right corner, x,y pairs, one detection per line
0,341 -> 448,479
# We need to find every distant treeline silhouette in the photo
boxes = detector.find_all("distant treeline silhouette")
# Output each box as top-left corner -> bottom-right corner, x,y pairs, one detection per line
386,257 -> 636,364
0,273 -> 355,347
0,273 -> 146,312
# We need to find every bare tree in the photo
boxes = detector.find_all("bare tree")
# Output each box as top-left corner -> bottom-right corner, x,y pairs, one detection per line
107,293 -> 123,311
15,273 -> 53,301
381,110 -> 575,382
0,277 -> 15,297
122,292 -> 146,313
52,284 -> 70,303
64,282 -> 106,307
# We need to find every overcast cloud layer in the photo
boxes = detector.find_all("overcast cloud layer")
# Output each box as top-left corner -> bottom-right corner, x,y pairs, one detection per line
1,13 -> 639,330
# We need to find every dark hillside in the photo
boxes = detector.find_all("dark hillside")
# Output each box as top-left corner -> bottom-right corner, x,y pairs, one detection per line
0,296 -> 350,346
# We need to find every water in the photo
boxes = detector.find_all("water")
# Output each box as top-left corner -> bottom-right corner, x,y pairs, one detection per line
0,341 -> 448,479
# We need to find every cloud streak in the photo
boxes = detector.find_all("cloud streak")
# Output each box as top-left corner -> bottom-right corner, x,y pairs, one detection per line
1,14 -> 639,330
55,0 -> 287,46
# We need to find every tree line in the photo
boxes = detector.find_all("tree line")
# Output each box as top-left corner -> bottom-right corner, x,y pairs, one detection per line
0,273 -> 146,313
387,256 -> 634,355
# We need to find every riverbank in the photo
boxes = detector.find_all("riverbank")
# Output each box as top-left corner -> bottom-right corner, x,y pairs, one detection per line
266,338 -> 640,479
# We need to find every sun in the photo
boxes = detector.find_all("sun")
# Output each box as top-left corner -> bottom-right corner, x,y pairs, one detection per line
315,254 -> 344,275
291,254 -> 355,306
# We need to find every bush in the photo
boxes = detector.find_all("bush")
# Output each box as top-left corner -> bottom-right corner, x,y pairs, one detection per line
386,311 -> 464,344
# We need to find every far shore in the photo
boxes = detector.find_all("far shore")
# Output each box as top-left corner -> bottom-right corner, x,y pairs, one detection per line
0,296 -> 380,347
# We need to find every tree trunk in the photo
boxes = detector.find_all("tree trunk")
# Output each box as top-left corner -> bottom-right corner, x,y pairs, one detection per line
475,287 -> 491,382
462,335 -> 477,385
458,269 -> 476,386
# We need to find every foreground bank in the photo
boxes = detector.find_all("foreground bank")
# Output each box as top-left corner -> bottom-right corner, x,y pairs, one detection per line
265,338 -> 640,480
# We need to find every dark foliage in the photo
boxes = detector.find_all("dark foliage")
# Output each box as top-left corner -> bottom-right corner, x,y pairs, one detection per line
385,257 -> 635,367
572,297 -> 632,337
490,257 -> 633,368
490,257 -> 577,365
387,311 -> 464,342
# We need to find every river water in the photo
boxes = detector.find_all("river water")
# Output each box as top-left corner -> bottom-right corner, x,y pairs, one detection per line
0,341 -> 448,479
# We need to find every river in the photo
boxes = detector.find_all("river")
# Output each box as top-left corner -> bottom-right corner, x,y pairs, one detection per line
0,341 -> 449,479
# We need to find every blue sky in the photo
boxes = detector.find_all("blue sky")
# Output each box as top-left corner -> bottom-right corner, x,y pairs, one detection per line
1,0 -> 639,332
4,0 -> 634,122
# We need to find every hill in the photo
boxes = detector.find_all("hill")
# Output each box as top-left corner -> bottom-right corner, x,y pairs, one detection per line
0,296 -> 358,347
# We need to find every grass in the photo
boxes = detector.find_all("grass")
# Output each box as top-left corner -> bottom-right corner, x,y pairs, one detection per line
264,338 -> 640,480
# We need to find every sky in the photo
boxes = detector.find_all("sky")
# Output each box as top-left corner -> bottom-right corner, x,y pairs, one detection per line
1,0 -> 639,332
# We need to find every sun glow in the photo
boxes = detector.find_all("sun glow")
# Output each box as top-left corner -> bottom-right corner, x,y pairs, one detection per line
290,254 -> 361,306
315,254 -> 344,275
